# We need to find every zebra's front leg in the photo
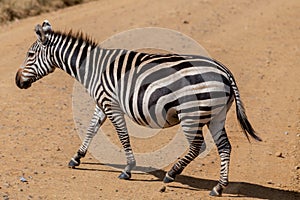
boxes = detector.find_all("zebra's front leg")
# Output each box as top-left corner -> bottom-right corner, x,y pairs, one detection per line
107,111 -> 136,180
69,105 -> 106,168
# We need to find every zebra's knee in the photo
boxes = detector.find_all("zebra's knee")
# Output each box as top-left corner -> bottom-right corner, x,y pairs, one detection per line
217,139 -> 231,155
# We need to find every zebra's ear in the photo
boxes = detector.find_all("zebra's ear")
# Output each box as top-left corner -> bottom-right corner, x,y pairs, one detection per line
42,20 -> 52,35
35,24 -> 47,45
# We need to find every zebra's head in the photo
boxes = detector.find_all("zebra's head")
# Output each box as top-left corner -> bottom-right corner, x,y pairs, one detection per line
16,20 -> 56,89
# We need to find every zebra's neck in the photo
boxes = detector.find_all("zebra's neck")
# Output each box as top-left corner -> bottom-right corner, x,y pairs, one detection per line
49,31 -> 126,99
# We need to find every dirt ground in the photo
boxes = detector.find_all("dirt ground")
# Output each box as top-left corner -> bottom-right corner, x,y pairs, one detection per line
0,0 -> 299,199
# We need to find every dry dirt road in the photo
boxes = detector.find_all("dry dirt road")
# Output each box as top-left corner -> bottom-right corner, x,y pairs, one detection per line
0,0 -> 299,199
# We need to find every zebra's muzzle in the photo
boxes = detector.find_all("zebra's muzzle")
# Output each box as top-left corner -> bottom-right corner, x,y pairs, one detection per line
15,69 -> 32,89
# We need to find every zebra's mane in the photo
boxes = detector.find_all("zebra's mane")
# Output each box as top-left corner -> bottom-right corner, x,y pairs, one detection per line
52,29 -> 98,48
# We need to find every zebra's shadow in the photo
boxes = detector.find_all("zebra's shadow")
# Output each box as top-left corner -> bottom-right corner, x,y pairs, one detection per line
78,162 -> 299,199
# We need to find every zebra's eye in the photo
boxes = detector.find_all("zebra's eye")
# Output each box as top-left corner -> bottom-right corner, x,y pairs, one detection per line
27,51 -> 35,57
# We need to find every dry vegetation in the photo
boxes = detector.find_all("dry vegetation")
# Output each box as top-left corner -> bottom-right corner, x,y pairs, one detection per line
0,0 -> 93,24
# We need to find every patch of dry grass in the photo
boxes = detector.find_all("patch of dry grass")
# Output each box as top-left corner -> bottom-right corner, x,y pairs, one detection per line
0,0 -> 92,24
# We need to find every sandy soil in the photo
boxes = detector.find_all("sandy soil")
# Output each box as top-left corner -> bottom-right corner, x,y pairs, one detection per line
0,0 -> 299,199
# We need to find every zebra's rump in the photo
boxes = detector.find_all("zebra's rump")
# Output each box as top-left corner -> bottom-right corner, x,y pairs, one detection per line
108,52 -> 233,128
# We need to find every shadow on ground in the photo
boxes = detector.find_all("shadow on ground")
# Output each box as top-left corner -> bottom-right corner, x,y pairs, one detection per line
76,162 -> 299,199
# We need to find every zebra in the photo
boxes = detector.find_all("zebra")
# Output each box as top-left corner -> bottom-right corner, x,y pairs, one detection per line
15,20 -> 261,196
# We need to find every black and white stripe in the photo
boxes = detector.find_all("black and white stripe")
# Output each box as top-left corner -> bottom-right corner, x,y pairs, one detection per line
16,20 -> 261,196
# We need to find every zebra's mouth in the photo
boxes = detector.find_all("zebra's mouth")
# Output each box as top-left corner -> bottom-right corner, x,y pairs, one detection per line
19,80 -> 32,89
15,69 -> 33,89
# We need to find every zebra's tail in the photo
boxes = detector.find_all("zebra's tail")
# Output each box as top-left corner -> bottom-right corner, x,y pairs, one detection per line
214,58 -> 262,142
229,76 -> 262,142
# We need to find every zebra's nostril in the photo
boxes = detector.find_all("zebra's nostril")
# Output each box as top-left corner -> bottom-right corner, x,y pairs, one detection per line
21,81 -> 32,89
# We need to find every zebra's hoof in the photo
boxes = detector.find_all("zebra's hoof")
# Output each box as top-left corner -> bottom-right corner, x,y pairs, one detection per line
209,186 -> 223,197
68,158 -> 80,168
163,173 -> 175,183
118,171 -> 131,180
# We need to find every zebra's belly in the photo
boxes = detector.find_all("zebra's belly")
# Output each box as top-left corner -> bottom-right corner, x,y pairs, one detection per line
121,87 -> 230,129
124,93 -> 230,129
125,106 -> 180,129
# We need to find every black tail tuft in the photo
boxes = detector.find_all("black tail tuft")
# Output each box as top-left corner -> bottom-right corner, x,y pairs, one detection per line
236,100 -> 262,142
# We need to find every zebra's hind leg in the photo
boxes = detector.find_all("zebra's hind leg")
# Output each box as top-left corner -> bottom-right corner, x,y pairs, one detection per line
207,108 -> 231,196
163,124 -> 204,183
69,105 -> 106,168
